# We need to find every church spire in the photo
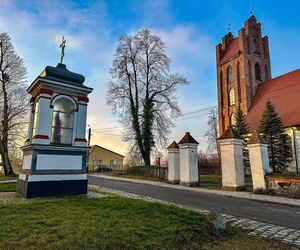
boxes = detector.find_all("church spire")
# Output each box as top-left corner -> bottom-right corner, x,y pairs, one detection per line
250,1 -> 253,16
228,22 -> 231,33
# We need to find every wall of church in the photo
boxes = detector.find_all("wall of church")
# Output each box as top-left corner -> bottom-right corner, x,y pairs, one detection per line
286,127 -> 300,173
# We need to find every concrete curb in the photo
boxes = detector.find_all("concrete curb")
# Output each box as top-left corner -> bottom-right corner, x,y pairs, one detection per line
88,174 -> 300,208
0,180 -> 17,184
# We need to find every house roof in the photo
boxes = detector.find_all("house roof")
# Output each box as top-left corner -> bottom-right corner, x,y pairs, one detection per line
219,38 -> 240,65
89,145 -> 125,158
178,132 -> 199,145
247,68 -> 300,131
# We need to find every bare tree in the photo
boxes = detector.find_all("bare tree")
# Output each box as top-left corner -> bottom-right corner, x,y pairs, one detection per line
0,33 -> 28,176
205,107 -> 220,161
107,29 -> 188,166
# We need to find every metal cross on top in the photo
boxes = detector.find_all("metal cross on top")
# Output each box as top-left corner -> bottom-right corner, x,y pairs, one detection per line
59,36 -> 66,64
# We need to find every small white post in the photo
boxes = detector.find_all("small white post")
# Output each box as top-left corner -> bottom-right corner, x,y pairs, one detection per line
219,127 -> 245,190
167,141 -> 180,184
248,130 -> 269,191
178,132 -> 199,187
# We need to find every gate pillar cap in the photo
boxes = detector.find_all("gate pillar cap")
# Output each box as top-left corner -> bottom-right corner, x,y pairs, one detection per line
218,126 -> 242,140
167,141 -> 179,149
248,130 -> 266,144
178,132 -> 199,145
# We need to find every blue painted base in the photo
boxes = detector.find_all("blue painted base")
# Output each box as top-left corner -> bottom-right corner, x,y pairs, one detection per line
17,179 -> 88,198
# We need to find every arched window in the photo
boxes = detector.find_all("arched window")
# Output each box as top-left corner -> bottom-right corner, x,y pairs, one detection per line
264,65 -> 269,81
227,65 -> 234,84
51,98 -> 75,144
32,101 -> 39,137
255,63 -> 261,80
263,41 -> 267,58
230,113 -> 236,126
220,71 -> 224,107
247,38 -> 251,54
248,60 -> 254,98
237,61 -> 241,101
253,38 -> 259,53
229,88 -> 235,106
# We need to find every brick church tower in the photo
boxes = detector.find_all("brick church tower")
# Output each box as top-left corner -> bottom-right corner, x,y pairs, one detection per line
216,15 -> 272,135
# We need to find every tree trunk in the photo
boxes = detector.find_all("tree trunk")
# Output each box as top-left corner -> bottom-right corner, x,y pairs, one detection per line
143,151 -> 151,166
0,140 -> 14,176
1,70 -> 14,176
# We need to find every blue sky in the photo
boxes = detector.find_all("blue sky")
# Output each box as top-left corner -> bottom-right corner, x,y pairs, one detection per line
1,0 -> 299,155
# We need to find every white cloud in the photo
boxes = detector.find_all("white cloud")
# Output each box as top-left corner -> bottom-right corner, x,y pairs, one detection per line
153,25 -> 214,61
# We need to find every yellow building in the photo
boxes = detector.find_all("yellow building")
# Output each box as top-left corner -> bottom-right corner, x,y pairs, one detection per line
88,145 -> 125,170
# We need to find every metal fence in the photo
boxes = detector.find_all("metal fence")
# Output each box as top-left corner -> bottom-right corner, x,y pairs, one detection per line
88,163 -> 128,173
88,163 -> 167,180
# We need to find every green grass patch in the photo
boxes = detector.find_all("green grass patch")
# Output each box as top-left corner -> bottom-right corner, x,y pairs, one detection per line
0,183 -> 16,192
203,229 -> 290,249
200,175 -> 222,184
0,195 -> 289,249
0,175 -> 18,181
199,175 -> 252,184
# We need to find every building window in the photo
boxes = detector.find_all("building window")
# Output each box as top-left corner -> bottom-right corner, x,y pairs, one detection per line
264,65 -> 269,81
220,71 -> 224,107
248,60 -> 254,98
227,65 -> 234,83
229,88 -> 235,106
255,63 -> 261,80
51,98 -> 75,144
253,38 -> 259,54
247,38 -> 251,54
32,101 -> 39,137
237,61 -> 241,101
230,113 -> 236,126
110,160 -> 117,166
263,41 -> 267,58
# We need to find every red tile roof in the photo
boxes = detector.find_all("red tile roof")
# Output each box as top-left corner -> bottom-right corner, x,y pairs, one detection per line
247,69 -> 300,131
167,141 -> 179,149
178,132 -> 199,145
219,38 -> 240,65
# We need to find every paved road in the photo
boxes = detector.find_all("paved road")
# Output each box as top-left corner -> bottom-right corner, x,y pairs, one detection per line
88,175 -> 300,230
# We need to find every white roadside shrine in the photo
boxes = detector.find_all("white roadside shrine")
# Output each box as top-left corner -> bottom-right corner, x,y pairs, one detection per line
17,63 -> 93,197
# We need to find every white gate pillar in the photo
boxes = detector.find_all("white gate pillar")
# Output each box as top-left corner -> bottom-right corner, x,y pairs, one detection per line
248,130 -> 269,191
178,132 -> 199,187
219,127 -> 245,190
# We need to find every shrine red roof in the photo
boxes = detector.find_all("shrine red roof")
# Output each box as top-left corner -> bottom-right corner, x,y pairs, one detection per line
219,38 -> 240,65
247,69 -> 300,131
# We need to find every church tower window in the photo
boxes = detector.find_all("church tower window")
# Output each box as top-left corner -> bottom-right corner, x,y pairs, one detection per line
220,70 -> 224,107
227,65 -> 234,83
247,38 -> 251,54
230,113 -> 236,126
263,41 -> 267,58
255,63 -> 261,80
264,65 -> 269,81
253,38 -> 259,54
229,88 -> 235,106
